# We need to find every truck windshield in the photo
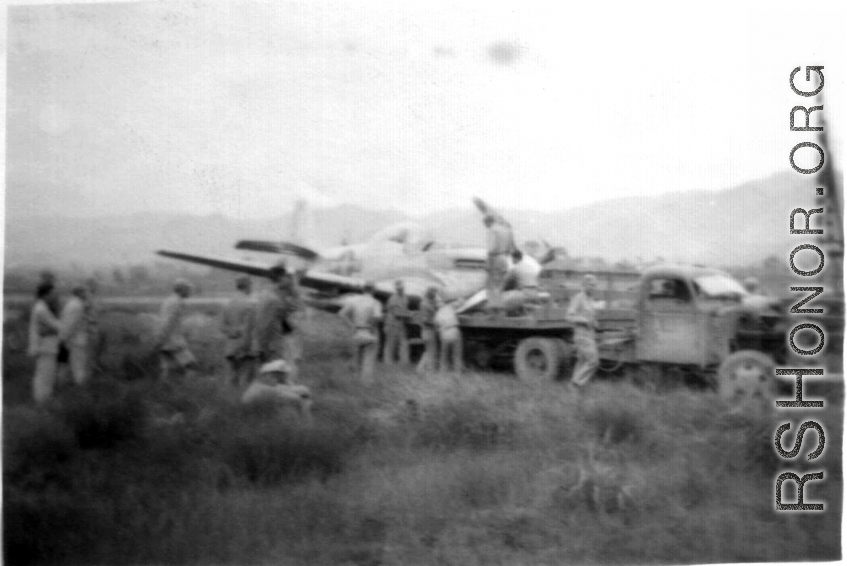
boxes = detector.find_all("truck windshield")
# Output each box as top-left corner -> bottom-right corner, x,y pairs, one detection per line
693,275 -> 747,300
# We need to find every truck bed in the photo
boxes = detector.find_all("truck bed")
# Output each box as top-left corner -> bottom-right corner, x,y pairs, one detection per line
458,306 -> 638,332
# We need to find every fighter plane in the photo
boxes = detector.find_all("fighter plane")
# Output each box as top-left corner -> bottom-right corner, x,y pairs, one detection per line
156,199 -> 554,311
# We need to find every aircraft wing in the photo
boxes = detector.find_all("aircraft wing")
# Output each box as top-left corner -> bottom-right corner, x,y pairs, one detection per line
157,250 -> 273,278
234,240 -> 320,261
157,250 -> 400,304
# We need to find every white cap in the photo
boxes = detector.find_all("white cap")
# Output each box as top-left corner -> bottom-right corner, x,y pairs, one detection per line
259,360 -> 292,375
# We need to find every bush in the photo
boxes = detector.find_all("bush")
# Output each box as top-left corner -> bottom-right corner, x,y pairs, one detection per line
220,418 -> 346,485
578,384 -> 653,447
413,398 -> 515,451
58,384 -> 146,449
3,407 -> 77,491
3,492 -> 110,566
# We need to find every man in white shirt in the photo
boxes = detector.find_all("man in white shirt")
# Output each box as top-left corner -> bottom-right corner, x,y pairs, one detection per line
502,249 -> 543,313
28,283 -> 63,403
59,284 -> 90,386
339,282 -> 383,384
434,296 -> 463,374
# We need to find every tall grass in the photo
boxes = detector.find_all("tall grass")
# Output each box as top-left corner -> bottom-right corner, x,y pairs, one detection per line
3,309 -> 843,564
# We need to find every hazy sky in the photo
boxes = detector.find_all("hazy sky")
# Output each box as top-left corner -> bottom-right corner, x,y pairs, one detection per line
4,0 -> 845,220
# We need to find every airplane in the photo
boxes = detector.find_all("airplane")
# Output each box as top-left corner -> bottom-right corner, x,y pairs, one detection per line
156,198 -> 555,312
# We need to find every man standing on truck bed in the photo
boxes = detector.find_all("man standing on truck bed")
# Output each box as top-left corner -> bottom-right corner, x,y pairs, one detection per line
567,274 -> 599,387
474,197 -> 515,314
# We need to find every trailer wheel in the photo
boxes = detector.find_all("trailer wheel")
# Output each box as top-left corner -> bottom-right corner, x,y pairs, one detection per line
717,350 -> 776,400
515,338 -> 561,382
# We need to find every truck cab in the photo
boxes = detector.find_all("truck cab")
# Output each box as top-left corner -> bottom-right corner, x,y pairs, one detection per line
626,265 -> 788,397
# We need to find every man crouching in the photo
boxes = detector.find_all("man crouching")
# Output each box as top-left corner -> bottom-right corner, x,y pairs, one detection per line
242,360 -> 313,421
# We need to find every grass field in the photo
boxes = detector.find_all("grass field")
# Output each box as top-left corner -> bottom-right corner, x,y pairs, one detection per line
3,306 -> 843,565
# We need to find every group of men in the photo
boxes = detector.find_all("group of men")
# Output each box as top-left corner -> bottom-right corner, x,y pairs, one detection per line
338,279 -> 465,384
27,274 -> 100,404
153,265 -> 312,416
155,263 -> 305,387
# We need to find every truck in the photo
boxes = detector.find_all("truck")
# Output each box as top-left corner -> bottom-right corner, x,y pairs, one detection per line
458,264 -> 794,398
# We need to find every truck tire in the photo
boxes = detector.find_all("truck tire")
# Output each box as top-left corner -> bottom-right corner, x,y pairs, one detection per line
514,338 -> 561,382
717,350 -> 776,400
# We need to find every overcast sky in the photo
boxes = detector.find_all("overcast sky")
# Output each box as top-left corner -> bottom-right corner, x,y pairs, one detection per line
3,0 -> 845,220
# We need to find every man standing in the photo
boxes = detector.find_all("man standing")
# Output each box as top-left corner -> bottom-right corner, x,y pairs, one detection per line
155,279 -> 197,381
221,276 -> 256,386
28,282 -> 63,403
416,286 -> 440,374
339,281 -> 383,385
383,279 -> 411,365
84,277 -> 104,376
253,265 -> 305,381
279,272 -> 306,381
434,296 -> 463,374
567,274 -> 599,388
59,284 -> 90,386
474,197 -> 515,313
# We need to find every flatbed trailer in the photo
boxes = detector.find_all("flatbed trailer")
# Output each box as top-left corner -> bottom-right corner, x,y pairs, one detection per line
457,305 -> 639,381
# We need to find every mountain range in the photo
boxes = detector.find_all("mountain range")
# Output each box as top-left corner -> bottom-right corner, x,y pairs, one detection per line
4,171 -> 838,270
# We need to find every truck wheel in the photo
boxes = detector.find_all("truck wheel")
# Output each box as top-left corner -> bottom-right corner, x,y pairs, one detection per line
515,338 -> 561,382
717,350 -> 776,400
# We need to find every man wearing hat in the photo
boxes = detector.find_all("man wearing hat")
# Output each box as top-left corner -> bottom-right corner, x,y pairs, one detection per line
154,278 -> 198,381
221,275 -> 256,386
567,274 -> 599,387
59,283 -> 90,386
253,262 -> 305,380
339,281 -> 383,384
241,359 -> 313,420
